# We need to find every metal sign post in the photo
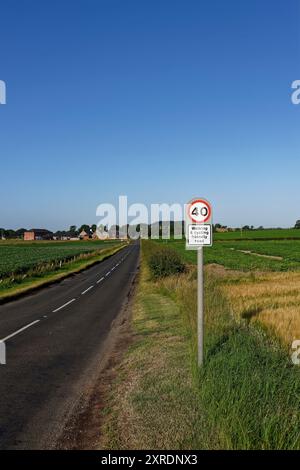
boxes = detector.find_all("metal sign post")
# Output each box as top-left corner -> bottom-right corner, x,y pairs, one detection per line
197,247 -> 204,366
0,341 -> 6,365
185,198 -> 213,367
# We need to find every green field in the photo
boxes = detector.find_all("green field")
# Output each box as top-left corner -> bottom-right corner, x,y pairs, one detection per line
214,228 -> 300,240
157,239 -> 300,271
0,240 -> 119,278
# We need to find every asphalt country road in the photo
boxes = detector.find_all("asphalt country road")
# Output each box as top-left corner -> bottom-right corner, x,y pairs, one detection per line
0,241 -> 140,449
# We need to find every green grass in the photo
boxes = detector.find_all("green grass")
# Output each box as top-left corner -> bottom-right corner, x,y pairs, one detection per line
101,240 -> 300,449
176,270 -> 300,449
156,239 -> 300,271
0,239 -> 120,278
214,228 -> 300,240
101,248 -> 221,450
224,239 -> 300,260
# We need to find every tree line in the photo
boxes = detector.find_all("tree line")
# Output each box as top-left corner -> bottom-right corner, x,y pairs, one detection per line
1,221 -> 300,240
0,225 -> 99,239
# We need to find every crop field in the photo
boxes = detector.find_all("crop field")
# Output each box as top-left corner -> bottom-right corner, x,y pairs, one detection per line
214,228 -> 300,240
157,239 -> 300,271
0,239 -> 119,278
155,235 -> 300,346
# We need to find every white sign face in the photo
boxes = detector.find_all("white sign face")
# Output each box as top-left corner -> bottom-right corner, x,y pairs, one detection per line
188,224 -> 212,246
187,199 -> 211,224
185,197 -> 213,249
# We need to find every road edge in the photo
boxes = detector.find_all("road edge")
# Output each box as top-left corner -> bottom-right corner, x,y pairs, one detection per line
55,247 -> 140,450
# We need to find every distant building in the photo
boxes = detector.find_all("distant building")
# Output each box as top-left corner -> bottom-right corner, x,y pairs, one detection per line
79,230 -> 90,240
24,229 -> 53,241
215,227 -> 228,233
24,231 -> 35,241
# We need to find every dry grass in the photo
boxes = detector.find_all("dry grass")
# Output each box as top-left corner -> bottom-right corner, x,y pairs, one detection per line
220,270 -> 300,346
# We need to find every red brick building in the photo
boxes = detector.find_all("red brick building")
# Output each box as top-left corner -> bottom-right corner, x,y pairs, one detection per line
23,229 -> 53,241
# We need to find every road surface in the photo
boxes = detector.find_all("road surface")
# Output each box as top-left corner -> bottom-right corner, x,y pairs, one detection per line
0,241 -> 139,449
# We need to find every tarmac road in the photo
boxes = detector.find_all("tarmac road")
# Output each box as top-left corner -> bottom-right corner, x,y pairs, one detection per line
0,241 -> 140,449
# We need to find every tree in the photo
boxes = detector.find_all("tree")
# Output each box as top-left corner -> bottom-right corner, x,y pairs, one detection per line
4,229 -> 16,239
295,220 -> 300,229
79,224 -> 91,234
15,228 -> 27,238
69,225 -> 78,236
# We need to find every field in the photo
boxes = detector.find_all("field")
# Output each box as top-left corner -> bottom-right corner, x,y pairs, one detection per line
0,239 -> 124,301
214,228 -> 300,240
158,239 -> 300,271
156,235 -> 300,346
0,239 -> 119,278
101,240 -> 300,449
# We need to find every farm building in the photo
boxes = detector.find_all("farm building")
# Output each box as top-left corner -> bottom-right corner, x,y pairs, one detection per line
79,230 -> 90,240
24,229 -> 53,241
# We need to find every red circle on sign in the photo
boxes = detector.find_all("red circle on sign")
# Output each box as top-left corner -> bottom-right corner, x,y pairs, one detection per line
188,199 -> 211,223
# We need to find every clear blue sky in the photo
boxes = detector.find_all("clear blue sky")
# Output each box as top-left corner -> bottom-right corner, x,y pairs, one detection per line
1,0 -> 299,230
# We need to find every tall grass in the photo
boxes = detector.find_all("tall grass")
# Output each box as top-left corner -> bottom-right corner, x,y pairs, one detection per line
153,250 -> 300,449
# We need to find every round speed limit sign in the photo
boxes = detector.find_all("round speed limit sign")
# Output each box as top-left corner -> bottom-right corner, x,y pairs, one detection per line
187,198 -> 212,224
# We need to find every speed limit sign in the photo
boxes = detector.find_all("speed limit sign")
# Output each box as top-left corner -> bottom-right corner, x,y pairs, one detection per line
187,199 -> 212,224
186,198 -> 212,248
185,197 -> 213,367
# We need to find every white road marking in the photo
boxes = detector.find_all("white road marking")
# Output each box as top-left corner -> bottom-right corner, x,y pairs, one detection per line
81,285 -> 94,295
52,298 -> 76,313
0,248 -> 133,344
1,320 -> 41,342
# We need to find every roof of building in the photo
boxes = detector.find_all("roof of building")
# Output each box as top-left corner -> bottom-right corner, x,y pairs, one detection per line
29,228 -> 53,234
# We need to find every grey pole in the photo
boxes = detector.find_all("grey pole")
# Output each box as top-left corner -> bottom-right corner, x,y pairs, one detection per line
197,247 -> 204,366
0,340 -> 6,365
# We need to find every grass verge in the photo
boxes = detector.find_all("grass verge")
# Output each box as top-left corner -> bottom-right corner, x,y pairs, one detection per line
0,243 -> 126,303
100,253 -> 220,449
100,241 -> 300,450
